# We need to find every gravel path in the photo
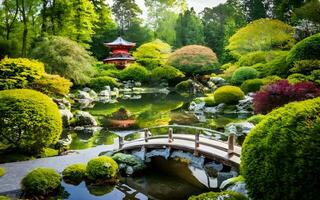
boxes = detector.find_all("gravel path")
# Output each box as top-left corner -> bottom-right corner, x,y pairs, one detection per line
0,141 -> 118,194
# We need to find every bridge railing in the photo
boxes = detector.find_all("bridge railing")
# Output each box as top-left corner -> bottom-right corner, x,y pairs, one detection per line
117,125 -> 237,155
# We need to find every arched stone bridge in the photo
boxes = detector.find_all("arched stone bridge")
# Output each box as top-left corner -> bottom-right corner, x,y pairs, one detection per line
115,125 -> 241,168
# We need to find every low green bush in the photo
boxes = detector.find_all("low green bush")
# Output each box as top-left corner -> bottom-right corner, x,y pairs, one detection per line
311,70 -> 320,85
63,163 -> 87,183
237,51 -> 268,66
151,65 -> 185,84
231,67 -> 258,85
86,156 -> 118,181
21,168 -> 61,196
241,79 -> 264,93
0,57 -> 45,90
241,97 -> 320,200
0,167 -> 5,177
213,86 -> 245,105
0,89 -> 62,154
287,73 -> 311,84
0,196 -> 11,200
204,96 -> 216,106
119,63 -> 150,82
290,59 -> 320,75
260,52 -> 289,77
188,191 -> 248,200
246,114 -> 265,125
261,75 -> 282,85
31,73 -> 72,96
175,80 -> 193,93
286,33 -> 320,65
89,76 -> 120,91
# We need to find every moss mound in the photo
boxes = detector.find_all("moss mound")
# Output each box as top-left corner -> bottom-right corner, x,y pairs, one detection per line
188,191 -> 248,200
241,97 -> 320,200
62,163 -> 87,184
231,67 -> 258,85
86,156 -> 118,181
213,86 -> 245,105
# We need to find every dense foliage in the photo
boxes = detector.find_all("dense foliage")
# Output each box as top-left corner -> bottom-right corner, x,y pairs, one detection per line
119,63 -> 150,82
188,191 -> 248,200
151,65 -> 185,84
226,19 -> 295,58
86,156 -> 118,181
231,67 -> 258,85
213,86 -> 245,105
241,97 -> 320,200
31,36 -> 95,85
168,45 -> 218,75
241,79 -> 264,94
21,168 -> 61,196
0,57 -> 44,90
253,80 -> 320,114
62,163 -> 87,183
0,89 -> 62,153
89,76 -> 120,91
31,74 -> 72,96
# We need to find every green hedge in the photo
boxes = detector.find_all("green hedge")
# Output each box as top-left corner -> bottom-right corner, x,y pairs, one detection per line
241,97 -> 320,200
188,191 -> 248,200
0,57 -> 45,90
213,86 -> 245,105
0,89 -> 62,154
286,33 -> 320,65
86,156 -> 118,181
21,168 -> 61,196
231,67 -> 258,85
62,163 -> 87,184
241,79 -> 264,94
119,63 -> 150,82
89,76 -> 120,91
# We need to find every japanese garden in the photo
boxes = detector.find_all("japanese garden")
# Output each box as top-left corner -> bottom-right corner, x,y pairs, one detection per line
0,0 -> 319,199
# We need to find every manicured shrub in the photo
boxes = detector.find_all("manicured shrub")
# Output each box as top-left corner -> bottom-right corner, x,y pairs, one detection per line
287,73 -> 311,84
241,79 -> 264,94
62,163 -> 87,183
286,33 -> 320,65
290,59 -> 320,75
188,191 -> 248,200
221,64 -> 239,80
89,76 -> 120,91
119,63 -> 150,82
86,156 -> 118,181
213,86 -> 245,105
241,97 -> 320,200
151,65 -> 185,84
253,80 -> 320,114
261,75 -> 282,85
0,89 -> 62,153
21,168 -> 61,196
31,36 -> 95,85
175,80 -> 193,93
231,67 -> 258,85
257,51 -> 289,77
237,51 -> 268,66
0,57 -> 45,90
204,96 -> 216,106
31,74 -> 72,96
246,114 -> 265,125
168,45 -> 218,75
0,167 -> 5,177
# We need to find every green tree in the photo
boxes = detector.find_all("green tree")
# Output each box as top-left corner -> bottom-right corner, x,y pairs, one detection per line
2,0 -> 19,40
241,0 -> 267,21
175,8 -> 204,47
124,19 -> 154,47
155,11 -> 178,46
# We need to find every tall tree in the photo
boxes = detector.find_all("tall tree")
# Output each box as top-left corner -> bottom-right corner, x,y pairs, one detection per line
155,10 -> 178,45
241,0 -> 267,21
273,0 -> 305,21
112,0 -> 142,34
175,8 -> 204,47
2,0 -> 19,40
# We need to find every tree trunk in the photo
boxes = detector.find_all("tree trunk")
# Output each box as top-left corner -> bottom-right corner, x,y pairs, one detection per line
20,0 -> 28,56
41,0 -> 48,35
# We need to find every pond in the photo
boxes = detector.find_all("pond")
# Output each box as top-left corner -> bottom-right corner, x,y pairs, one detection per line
68,92 -> 250,150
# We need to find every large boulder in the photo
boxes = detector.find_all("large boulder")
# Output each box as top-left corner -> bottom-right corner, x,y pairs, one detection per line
60,109 -> 73,126
111,153 -> 145,176
220,176 -> 248,198
75,111 -> 97,126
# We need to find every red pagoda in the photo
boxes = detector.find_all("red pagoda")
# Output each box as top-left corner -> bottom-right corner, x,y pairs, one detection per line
103,37 -> 136,69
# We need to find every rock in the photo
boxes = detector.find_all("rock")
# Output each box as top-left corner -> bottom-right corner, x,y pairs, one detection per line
134,82 -> 142,87
189,101 -> 206,113
236,95 -> 253,113
220,176 -> 248,197
210,77 -> 226,86
204,103 -> 225,114
88,90 -> 97,98
204,161 -> 224,177
112,153 -> 146,176
125,166 -> 134,175
56,134 -> 72,149
75,111 -> 97,126
73,126 -> 102,135
146,148 -> 171,160
54,98 -> 71,110
78,91 -> 91,99
83,87 -> 91,92
217,171 -> 237,187
60,109 -> 73,126
99,90 -> 111,97
224,122 -> 255,139
170,150 -> 205,169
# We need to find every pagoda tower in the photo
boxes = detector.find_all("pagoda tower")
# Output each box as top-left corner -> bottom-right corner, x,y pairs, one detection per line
103,37 -> 136,69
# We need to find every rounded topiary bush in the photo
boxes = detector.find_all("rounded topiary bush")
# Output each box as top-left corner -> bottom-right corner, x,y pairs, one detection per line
241,97 -> 320,200
175,80 -> 193,93
151,65 -> 185,84
21,168 -> 61,196
0,89 -> 62,153
231,67 -> 258,85
0,167 -> 5,177
86,156 -> 118,181
241,79 -> 264,93
188,191 -> 248,200
62,163 -> 87,184
119,63 -> 150,82
89,76 -> 120,91
168,45 -> 218,75
286,33 -> 320,65
213,86 -> 245,105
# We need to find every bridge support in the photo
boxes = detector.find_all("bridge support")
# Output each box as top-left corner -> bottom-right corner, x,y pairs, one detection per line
194,133 -> 200,156
144,128 -> 150,142
168,128 -> 174,143
228,133 -> 235,154
119,136 -> 124,149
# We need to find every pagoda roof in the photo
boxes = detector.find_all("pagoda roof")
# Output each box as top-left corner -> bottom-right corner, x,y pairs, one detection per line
104,37 -> 136,47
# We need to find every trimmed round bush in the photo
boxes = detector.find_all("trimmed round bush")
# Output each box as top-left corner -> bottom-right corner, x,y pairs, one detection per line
286,33 -> 320,65
188,191 -> 248,200
89,76 -> 120,91
241,79 -> 264,93
241,97 -> 320,200
0,57 -> 45,90
86,156 -> 118,181
213,86 -> 245,105
231,67 -> 258,85
168,45 -> 218,75
31,73 -> 72,96
287,73 -> 311,84
0,89 -> 62,154
0,167 -> 5,177
151,65 -> 185,84
119,63 -> 150,82
21,168 -> 61,196
62,163 -> 87,183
